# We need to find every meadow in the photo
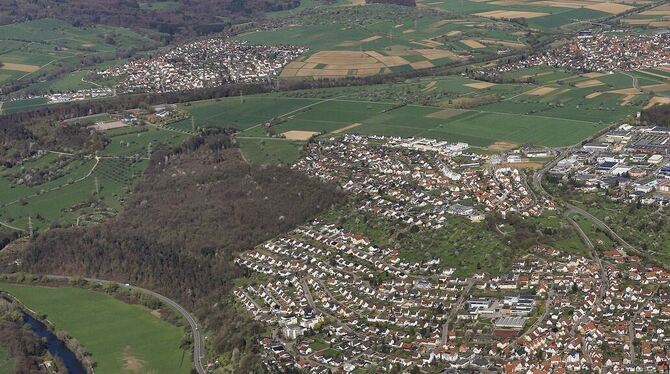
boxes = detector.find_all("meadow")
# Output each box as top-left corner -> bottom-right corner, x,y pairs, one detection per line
0,284 -> 191,374
0,18 -> 160,88
0,127 -> 187,232
180,71 -> 635,151
0,348 -> 12,374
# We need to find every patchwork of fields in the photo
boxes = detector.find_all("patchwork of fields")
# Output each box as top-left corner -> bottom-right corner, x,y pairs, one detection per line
624,3 -> 670,27
418,0 -> 637,29
238,6 -> 531,78
0,284 -> 190,374
172,67 -> 667,164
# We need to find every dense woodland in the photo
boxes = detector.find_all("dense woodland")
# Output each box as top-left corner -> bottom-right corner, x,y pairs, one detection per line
0,119 -> 108,168
0,298 -> 48,373
640,103 -> 670,127
2,131 -> 342,369
0,0 -> 300,38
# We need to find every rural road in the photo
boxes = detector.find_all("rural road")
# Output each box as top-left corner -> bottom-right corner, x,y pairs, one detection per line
3,274 -> 206,374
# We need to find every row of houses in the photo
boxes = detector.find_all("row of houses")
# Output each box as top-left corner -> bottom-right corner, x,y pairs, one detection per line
293,135 -> 552,231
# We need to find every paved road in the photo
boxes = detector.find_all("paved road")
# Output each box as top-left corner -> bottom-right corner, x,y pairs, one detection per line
441,278 -> 474,345
531,146 -> 636,253
8,274 -> 206,374
565,204 -> 635,252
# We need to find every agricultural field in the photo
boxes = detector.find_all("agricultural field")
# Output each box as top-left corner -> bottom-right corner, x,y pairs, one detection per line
180,68 -> 651,154
0,18 -> 161,88
0,284 -> 191,374
1,97 -> 49,114
623,2 -> 670,27
0,127 -> 187,232
417,0 -> 641,29
238,5 -> 532,78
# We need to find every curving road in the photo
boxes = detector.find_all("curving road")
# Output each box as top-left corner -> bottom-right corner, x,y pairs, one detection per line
5,274 -> 206,374
531,146 -> 636,252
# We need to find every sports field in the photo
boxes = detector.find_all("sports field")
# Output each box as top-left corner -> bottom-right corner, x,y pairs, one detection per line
0,284 -> 190,374
0,127 -> 187,232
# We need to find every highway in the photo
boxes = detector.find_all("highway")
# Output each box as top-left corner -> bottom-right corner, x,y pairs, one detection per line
6,274 -> 206,374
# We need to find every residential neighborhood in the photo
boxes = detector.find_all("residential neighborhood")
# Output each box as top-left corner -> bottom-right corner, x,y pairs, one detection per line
474,32 -> 670,79
97,39 -> 306,93
233,221 -> 670,373
293,135 -> 554,229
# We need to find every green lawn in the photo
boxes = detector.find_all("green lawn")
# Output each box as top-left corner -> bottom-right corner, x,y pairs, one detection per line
238,138 -> 305,166
0,347 -> 13,374
0,284 -> 191,374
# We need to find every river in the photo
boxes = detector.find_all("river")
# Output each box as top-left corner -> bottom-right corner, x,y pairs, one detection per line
22,314 -> 87,374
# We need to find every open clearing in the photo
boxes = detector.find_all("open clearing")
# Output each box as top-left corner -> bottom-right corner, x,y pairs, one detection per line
0,62 -> 40,72
465,82 -> 496,89
526,86 -> 557,96
585,92 -> 602,99
0,284 -> 190,374
498,162 -> 544,169
331,123 -> 362,134
574,79 -> 604,88
644,96 -> 670,109
475,10 -> 549,19
282,130 -> 320,140
487,141 -> 519,151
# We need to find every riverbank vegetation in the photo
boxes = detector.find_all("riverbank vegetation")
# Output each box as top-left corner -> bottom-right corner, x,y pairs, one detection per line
0,297 -> 48,373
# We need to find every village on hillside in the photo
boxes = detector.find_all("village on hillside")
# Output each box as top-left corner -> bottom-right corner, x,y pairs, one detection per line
474,31 -> 670,79
97,39 -> 306,93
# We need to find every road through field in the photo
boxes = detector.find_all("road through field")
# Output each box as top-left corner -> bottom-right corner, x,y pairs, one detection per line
4,274 -> 206,374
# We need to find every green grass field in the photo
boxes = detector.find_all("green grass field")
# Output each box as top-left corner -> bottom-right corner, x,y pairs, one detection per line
2,98 -> 49,114
0,18 -> 160,88
238,138 -> 305,165
0,284 -> 191,374
0,127 -> 187,231
0,347 -> 13,374
186,89 -> 609,148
